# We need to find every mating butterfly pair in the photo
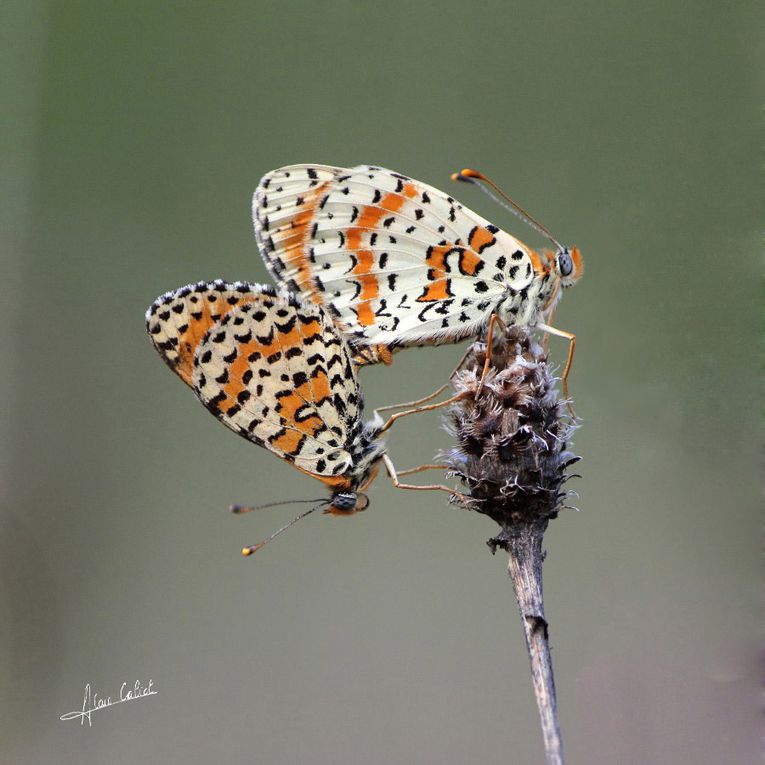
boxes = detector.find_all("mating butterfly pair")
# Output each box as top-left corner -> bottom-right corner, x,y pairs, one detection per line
146,164 -> 582,553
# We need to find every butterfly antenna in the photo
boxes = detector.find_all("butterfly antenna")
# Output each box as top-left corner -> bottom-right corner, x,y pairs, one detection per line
451,168 -> 563,251
230,498 -> 325,514
240,504 -> 323,557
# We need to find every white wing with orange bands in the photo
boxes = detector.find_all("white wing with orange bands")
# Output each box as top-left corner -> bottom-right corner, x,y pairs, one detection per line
253,164 -> 538,348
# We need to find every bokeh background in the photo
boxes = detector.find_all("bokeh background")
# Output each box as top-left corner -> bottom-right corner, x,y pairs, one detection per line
2,2 -> 760,763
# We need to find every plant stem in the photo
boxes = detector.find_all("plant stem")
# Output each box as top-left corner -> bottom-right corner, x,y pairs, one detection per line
505,520 -> 563,765
446,327 -> 575,762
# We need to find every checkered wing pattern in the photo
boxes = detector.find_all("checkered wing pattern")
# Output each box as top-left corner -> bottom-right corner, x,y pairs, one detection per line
146,280 -> 261,385
147,281 -> 367,485
253,164 -> 538,353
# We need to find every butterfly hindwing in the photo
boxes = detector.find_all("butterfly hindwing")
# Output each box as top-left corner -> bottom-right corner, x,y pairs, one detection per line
253,164 -> 539,351
190,289 -> 364,479
145,280 -> 262,385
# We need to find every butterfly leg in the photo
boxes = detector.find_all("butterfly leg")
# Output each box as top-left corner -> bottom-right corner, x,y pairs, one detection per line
396,464 -> 449,476
382,454 -> 467,502
536,323 -> 576,399
373,345 -> 474,415
378,391 -> 468,435
374,313 -> 507,416
374,383 -> 450,416
476,313 -> 508,395
541,309 -> 555,353
540,284 -> 562,354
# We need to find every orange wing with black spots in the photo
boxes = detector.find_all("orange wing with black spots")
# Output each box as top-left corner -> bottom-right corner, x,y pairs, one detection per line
146,280 -> 260,386
146,282 -> 384,488
252,165 -> 545,357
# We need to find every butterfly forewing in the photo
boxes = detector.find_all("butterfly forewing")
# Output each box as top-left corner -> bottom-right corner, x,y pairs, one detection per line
145,280 -> 262,385
194,293 -> 364,480
253,164 -> 538,352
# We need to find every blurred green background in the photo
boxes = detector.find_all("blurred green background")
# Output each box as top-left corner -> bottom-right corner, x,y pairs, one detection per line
2,2 -> 760,763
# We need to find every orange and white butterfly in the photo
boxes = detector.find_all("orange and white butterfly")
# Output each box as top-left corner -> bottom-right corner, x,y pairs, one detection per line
146,281 -> 386,537
252,164 -> 583,374
145,280 -> 462,553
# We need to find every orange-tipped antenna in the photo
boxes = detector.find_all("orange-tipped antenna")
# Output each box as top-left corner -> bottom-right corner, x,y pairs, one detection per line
241,505 -> 321,556
451,168 -> 563,251
231,498 -> 324,514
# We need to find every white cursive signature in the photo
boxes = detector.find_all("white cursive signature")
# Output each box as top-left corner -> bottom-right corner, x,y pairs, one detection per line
60,680 -> 157,726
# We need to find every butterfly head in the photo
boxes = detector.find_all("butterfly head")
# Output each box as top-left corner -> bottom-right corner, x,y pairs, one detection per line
326,491 -> 370,515
553,246 -> 583,288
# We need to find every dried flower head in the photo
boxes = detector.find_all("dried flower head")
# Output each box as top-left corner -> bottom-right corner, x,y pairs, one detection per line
444,326 -> 580,550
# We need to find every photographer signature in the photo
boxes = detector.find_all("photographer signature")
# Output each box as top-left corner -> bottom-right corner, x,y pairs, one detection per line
60,680 -> 157,726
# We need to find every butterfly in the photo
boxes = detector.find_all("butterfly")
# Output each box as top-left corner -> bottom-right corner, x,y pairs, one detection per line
251,164 -> 583,382
145,280 -> 463,554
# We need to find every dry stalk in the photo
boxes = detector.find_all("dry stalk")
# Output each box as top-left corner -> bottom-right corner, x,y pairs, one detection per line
444,326 -> 580,765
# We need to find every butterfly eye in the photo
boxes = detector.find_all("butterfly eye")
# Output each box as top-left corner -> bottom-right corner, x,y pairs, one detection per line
331,492 -> 358,511
557,251 -> 573,278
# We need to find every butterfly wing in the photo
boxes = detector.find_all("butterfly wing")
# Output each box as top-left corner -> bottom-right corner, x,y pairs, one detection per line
253,164 -> 540,351
147,281 -> 369,485
146,280 -> 262,385
193,293 -> 369,484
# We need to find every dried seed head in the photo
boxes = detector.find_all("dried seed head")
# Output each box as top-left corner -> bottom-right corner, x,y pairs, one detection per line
444,327 -> 580,549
